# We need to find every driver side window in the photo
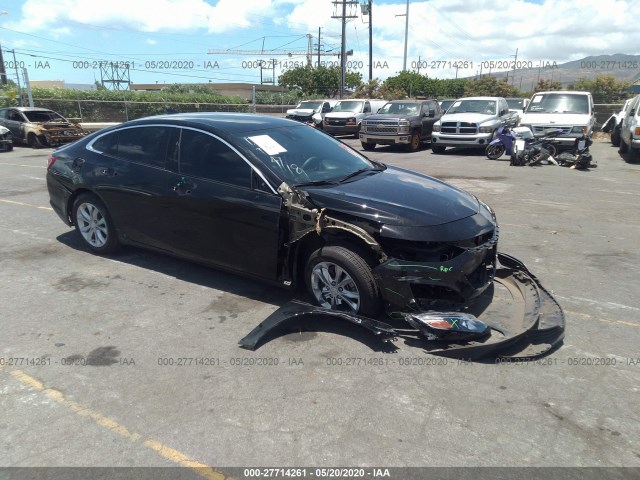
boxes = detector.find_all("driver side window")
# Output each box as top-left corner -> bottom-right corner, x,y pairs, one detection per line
179,129 -> 251,188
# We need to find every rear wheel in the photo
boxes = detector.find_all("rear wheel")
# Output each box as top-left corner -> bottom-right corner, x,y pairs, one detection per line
305,245 -> 381,317
431,145 -> 446,154
72,193 -> 120,254
611,126 -> 621,147
361,142 -> 376,151
485,142 -> 505,160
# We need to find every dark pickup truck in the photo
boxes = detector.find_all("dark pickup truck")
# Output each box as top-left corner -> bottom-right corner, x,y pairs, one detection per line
359,99 -> 443,152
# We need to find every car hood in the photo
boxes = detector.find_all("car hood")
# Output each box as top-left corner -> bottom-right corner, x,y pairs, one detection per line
520,113 -> 591,125
438,113 -> 496,124
286,108 -> 316,116
365,114 -> 414,122
300,166 -> 479,227
325,111 -> 360,119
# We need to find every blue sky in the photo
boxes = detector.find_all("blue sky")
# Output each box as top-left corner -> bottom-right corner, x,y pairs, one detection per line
0,0 -> 637,87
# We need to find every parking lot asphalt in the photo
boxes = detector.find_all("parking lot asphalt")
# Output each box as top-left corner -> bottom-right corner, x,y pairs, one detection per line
1,136 -> 639,476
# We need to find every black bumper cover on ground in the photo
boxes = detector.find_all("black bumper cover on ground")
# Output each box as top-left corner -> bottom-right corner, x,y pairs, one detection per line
239,253 -> 565,360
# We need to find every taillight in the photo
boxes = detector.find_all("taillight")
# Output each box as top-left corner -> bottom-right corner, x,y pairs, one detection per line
47,155 -> 57,169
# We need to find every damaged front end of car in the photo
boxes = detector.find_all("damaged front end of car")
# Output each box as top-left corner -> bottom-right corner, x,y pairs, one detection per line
30,121 -> 89,147
241,182 -> 564,360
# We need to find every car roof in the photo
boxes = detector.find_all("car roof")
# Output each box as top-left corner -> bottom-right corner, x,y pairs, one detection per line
110,112 -> 304,135
11,107 -> 56,112
457,97 -> 503,101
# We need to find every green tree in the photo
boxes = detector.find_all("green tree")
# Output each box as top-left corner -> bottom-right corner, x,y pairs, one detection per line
278,66 -> 362,98
533,79 -> 562,92
567,75 -> 632,103
463,76 -> 524,97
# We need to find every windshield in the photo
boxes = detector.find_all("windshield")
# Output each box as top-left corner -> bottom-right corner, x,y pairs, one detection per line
378,102 -> 420,115
439,100 -> 455,112
526,94 -> 590,114
447,99 -> 497,115
506,98 -> 525,110
296,101 -> 322,110
24,110 -> 67,122
239,125 -> 379,186
332,101 -> 364,113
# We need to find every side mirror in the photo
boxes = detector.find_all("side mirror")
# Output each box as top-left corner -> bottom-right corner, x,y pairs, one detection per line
630,109 -> 636,116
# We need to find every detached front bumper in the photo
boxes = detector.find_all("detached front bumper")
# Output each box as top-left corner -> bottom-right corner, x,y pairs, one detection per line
239,253 -> 565,360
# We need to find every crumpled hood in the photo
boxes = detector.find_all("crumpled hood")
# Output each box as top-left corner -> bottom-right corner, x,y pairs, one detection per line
438,113 -> 496,124
520,112 -> 592,126
286,108 -> 316,117
301,166 -> 479,227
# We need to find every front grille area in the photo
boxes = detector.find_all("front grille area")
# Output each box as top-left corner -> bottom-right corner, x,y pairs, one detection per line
288,115 -> 312,123
328,119 -> 346,126
367,126 -> 398,134
441,121 -> 478,134
533,125 -> 571,134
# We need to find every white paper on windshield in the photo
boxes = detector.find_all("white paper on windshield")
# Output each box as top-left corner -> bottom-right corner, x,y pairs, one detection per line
248,135 -> 287,155
531,96 -> 542,103
452,101 -> 462,107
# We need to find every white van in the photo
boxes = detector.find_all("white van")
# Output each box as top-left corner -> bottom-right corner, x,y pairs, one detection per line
323,99 -> 387,137
519,91 -> 595,147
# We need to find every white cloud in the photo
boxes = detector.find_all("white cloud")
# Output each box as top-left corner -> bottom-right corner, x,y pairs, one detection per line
8,0 -> 278,34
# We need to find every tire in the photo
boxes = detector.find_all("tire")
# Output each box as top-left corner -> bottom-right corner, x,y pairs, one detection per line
72,193 -> 120,254
431,145 -> 446,154
611,126 -> 621,147
361,142 -> 376,151
485,142 -> 505,160
27,132 -> 46,149
544,142 -> 557,158
305,245 -> 381,317
405,132 -> 421,152
629,147 -> 640,164
619,138 -> 629,154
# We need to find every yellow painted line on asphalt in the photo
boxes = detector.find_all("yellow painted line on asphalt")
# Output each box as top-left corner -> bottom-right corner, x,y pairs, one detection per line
564,309 -> 639,328
7,369 -> 231,480
0,163 -> 46,168
0,199 -> 53,211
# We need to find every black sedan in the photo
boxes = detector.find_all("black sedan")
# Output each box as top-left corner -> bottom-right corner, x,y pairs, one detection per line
46,113 -> 498,317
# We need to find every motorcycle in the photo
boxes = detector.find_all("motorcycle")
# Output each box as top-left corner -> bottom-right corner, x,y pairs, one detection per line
554,135 -> 596,170
485,126 -> 558,160
510,129 -> 565,167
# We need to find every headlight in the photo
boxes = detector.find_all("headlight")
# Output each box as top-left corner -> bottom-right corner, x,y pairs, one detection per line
478,126 -> 494,133
433,124 -> 441,132
571,126 -> 587,134
399,120 -> 410,134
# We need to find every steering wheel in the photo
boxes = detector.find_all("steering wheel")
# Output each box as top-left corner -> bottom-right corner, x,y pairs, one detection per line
301,155 -> 321,170
288,163 -> 310,181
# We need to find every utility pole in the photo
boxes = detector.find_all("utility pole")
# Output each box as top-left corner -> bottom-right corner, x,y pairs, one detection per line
306,33 -> 313,67
317,27 -> 321,67
510,48 -> 518,86
395,0 -> 409,71
361,0 -> 373,82
0,43 -> 6,85
332,1 -> 358,98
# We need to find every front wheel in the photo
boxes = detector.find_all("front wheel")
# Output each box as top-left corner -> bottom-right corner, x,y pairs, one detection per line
431,145 -> 446,154
27,132 -> 46,149
619,138 -> 629,154
305,245 -> 381,317
72,193 -> 120,254
485,142 -> 505,160
405,132 -> 421,152
361,141 -> 376,151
